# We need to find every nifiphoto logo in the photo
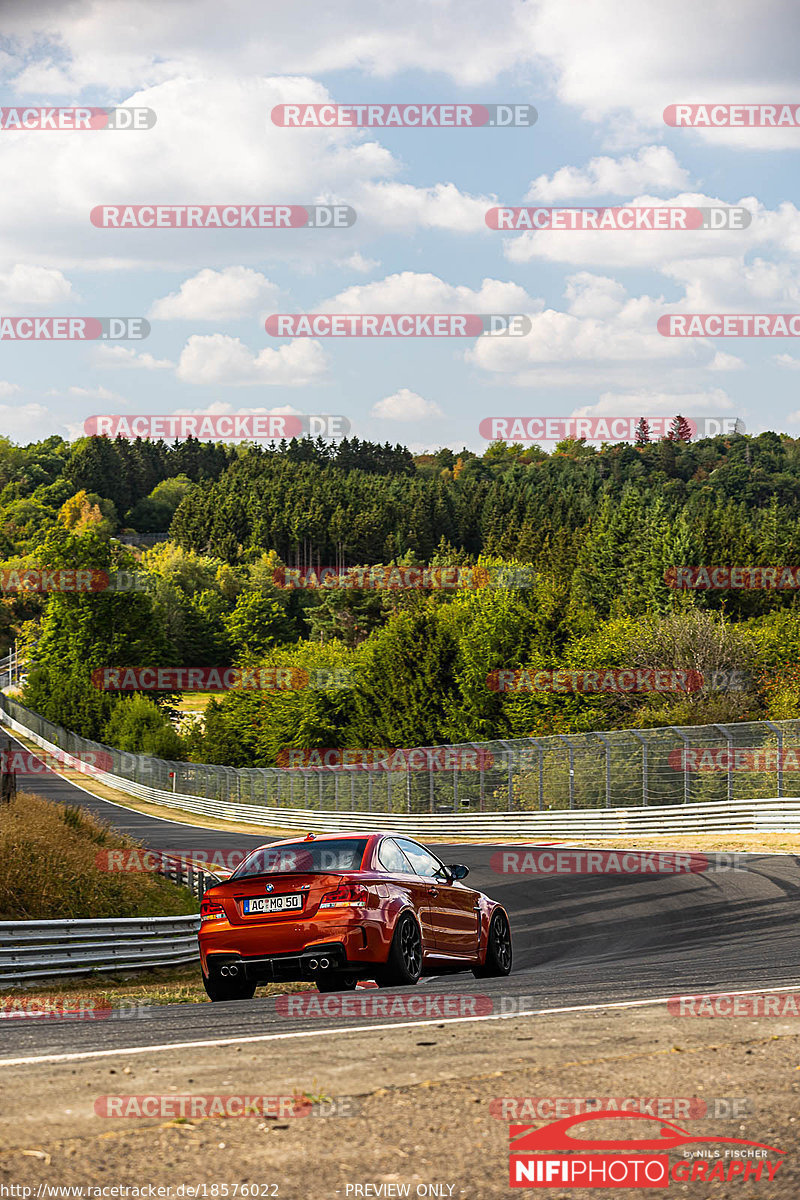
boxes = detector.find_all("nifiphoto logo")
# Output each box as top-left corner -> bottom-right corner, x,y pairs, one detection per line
509,1111 -> 784,1187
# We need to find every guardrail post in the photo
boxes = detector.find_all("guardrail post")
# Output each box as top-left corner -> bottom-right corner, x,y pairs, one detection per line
558,736 -> 575,809
671,728 -> 691,805
713,724 -> 734,803
593,733 -> 611,808
764,720 -> 784,798
631,732 -> 648,806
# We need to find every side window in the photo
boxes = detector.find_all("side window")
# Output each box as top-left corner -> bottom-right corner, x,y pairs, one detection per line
396,838 -> 447,880
377,837 -> 416,874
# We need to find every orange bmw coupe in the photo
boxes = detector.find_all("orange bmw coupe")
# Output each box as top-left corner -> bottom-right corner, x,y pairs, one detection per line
198,832 -> 512,1000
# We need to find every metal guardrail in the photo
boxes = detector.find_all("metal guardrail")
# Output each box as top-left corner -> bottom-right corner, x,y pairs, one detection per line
155,853 -> 222,902
0,915 -> 201,983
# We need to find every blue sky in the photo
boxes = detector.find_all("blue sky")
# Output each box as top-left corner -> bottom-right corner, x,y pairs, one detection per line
1,0 -> 800,453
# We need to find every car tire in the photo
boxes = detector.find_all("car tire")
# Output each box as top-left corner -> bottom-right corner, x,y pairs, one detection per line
472,909 -> 512,978
202,969 -> 257,1002
376,912 -> 422,987
316,973 -> 359,993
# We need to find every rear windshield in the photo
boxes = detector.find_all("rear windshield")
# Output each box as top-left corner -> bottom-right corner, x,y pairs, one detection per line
231,838 -> 369,879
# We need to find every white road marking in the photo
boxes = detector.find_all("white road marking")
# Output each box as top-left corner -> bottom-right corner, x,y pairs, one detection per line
3,981 -> 800,1068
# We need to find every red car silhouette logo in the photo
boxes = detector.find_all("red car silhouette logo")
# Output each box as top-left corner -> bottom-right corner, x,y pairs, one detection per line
511,1110 -> 784,1155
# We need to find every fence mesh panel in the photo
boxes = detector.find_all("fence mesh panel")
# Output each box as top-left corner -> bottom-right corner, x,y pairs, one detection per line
2,693 -> 799,814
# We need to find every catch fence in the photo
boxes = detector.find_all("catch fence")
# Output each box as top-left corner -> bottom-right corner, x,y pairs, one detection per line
1,693 -> 799,816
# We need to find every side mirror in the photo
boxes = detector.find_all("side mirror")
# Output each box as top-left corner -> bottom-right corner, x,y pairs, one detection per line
447,864 -> 469,881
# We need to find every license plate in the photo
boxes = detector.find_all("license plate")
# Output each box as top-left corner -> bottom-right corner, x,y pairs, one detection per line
241,894 -> 305,916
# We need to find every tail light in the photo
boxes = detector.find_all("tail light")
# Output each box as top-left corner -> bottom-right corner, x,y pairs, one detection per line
201,898 -> 226,922
319,882 -> 369,909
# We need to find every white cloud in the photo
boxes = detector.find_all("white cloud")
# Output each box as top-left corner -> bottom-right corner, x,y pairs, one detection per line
465,276 -> 729,388
173,402 -> 303,416
371,389 -> 443,420
322,272 -> 539,313
93,346 -> 174,369
0,402 -> 67,443
337,252 -> 380,273
776,354 -> 800,369
176,333 -> 328,385
663,255 -> 800,310
0,383 -> 21,399
526,146 -> 689,202
149,267 -> 280,320
572,388 -> 736,418
0,264 -> 74,305
1,1 -> 531,91
59,385 -> 127,402
357,181 -> 492,233
564,273 -> 627,317
504,193 -> 761,271
710,351 -> 744,371
3,1 -> 799,154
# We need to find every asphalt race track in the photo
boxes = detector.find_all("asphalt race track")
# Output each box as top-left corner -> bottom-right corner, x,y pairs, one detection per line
4,736 -> 800,1064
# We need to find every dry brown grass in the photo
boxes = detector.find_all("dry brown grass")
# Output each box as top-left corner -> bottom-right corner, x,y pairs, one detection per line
0,791 -> 198,920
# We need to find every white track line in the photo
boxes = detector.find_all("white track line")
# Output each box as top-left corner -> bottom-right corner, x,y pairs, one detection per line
3,981 -> 800,1068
